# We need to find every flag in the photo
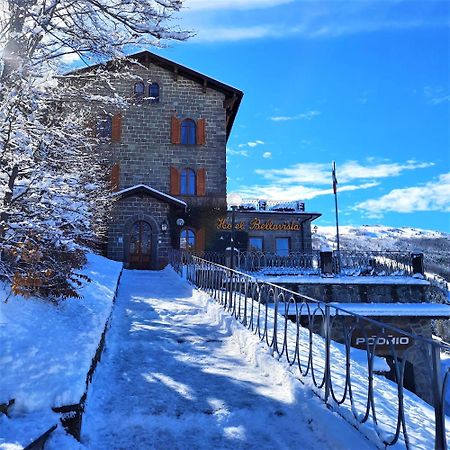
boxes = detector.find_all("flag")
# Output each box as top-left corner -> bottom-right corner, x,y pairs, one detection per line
332,161 -> 338,194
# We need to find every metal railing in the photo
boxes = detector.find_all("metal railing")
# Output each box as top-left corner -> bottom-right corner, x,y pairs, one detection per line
192,250 -> 416,276
170,251 -> 450,449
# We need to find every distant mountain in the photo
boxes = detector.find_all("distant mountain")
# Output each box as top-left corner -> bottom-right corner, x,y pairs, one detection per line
312,225 -> 450,281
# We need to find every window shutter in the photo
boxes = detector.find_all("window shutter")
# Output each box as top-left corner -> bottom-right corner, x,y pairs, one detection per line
111,163 -> 120,192
171,116 -> 181,144
170,166 -> 180,195
196,118 -> 206,145
196,227 -> 206,253
197,168 -> 206,196
111,113 -> 122,142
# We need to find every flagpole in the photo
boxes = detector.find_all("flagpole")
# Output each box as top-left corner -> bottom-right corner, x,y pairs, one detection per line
332,161 -> 341,272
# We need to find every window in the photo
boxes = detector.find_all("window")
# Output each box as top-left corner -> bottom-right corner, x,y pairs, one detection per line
180,168 -> 196,195
149,82 -> 160,104
97,115 -> 112,139
248,237 -> 263,251
275,238 -> 290,256
180,228 -> 196,251
134,82 -> 145,103
181,119 -> 196,145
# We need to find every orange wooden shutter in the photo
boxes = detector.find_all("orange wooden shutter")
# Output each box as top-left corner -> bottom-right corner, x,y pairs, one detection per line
196,118 -> 206,145
170,166 -> 180,195
111,163 -> 120,192
196,227 -> 206,253
171,116 -> 181,144
111,113 -> 122,142
197,168 -> 206,196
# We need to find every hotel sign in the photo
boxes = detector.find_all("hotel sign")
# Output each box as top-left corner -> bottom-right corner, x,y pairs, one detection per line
217,218 -> 301,232
352,330 -> 412,352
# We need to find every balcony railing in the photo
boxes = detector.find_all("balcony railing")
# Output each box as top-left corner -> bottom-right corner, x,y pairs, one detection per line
190,250 -> 419,277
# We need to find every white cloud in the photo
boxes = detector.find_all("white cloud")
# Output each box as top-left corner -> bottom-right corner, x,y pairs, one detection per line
269,110 -> 320,122
185,0 -> 293,11
247,140 -> 264,147
192,25 -> 280,42
262,151 -> 272,159
256,160 -> 434,185
354,173 -> 450,215
182,2 -> 449,43
226,147 -> 249,157
238,140 -> 264,148
239,182 -> 379,201
424,86 -> 450,105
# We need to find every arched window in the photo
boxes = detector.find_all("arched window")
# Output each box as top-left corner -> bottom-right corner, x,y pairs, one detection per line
181,119 -> 196,145
180,228 -> 196,251
134,82 -> 145,103
149,82 -> 160,104
97,115 -> 112,139
180,168 -> 196,195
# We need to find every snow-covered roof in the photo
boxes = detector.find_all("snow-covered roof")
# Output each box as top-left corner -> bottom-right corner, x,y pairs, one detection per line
113,184 -> 187,208
274,302 -> 450,317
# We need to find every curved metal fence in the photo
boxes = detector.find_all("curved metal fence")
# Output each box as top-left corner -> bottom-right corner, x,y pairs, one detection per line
169,250 -> 450,450
187,250 -> 416,276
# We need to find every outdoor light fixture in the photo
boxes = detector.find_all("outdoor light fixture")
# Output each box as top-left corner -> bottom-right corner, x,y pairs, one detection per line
226,192 -> 242,271
227,192 -> 242,209
176,218 -> 185,227
161,220 -> 168,233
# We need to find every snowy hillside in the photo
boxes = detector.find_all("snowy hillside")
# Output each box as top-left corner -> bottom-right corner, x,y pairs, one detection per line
313,225 -> 450,281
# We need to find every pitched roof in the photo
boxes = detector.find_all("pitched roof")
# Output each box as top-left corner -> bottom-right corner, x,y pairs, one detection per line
113,184 -> 186,209
66,50 -> 243,140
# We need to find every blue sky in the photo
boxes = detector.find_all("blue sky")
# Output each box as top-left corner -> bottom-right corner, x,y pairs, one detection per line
156,0 -> 450,233
70,0 -> 450,232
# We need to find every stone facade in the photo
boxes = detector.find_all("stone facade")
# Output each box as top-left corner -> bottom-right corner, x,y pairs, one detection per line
72,51 -> 319,268
71,51 -> 242,269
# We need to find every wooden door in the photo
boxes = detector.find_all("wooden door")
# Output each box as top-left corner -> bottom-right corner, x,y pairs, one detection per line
129,221 -> 152,269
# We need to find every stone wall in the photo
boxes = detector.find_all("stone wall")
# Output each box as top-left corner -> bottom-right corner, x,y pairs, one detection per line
286,282 -> 430,303
108,196 -> 174,269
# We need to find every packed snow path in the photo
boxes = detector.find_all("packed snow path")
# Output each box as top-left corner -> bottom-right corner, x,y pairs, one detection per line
81,268 -> 375,450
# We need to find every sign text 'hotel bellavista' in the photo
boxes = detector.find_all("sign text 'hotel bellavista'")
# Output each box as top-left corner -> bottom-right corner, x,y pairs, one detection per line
217,218 -> 302,232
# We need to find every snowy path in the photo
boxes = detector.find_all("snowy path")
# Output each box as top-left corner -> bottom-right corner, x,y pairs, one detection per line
80,268 -> 375,450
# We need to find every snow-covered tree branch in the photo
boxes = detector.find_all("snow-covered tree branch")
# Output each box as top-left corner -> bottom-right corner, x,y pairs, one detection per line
0,0 -> 190,298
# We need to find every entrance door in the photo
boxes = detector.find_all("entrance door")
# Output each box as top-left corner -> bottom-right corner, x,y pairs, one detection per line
129,221 -> 152,269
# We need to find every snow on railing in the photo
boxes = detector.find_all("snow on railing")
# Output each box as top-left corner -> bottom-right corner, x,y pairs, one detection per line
169,250 -> 450,450
188,250 -> 416,277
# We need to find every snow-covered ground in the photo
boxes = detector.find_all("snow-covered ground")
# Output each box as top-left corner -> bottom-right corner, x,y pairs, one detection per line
0,254 -> 123,449
77,267 -> 375,450
313,224 -> 448,251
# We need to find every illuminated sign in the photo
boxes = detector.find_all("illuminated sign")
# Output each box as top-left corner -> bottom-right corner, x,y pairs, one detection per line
217,218 -> 301,232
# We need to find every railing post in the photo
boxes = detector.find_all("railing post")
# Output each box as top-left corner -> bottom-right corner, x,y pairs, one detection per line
411,251 -> 424,276
324,304 -> 331,402
320,250 -> 333,276
431,343 -> 447,450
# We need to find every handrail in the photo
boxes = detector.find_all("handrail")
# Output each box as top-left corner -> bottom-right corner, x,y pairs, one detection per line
170,250 -> 450,450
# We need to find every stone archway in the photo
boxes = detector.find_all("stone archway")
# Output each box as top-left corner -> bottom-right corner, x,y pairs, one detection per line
123,215 -> 159,269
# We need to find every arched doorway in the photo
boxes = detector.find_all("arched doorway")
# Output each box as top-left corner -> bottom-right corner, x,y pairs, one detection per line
128,220 -> 152,269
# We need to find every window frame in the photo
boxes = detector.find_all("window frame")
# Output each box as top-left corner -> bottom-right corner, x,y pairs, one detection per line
180,168 -> 196,195
133,82 -> 145,103
149,82 -> 160,104
275,237 -> 290,256
180,228 -> 196,251
248,236 -> 264,252
181,118 -> 197,145
96,114 -> 112,139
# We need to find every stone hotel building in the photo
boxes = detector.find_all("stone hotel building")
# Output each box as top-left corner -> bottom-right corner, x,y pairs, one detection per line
70,51 -> 320,269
